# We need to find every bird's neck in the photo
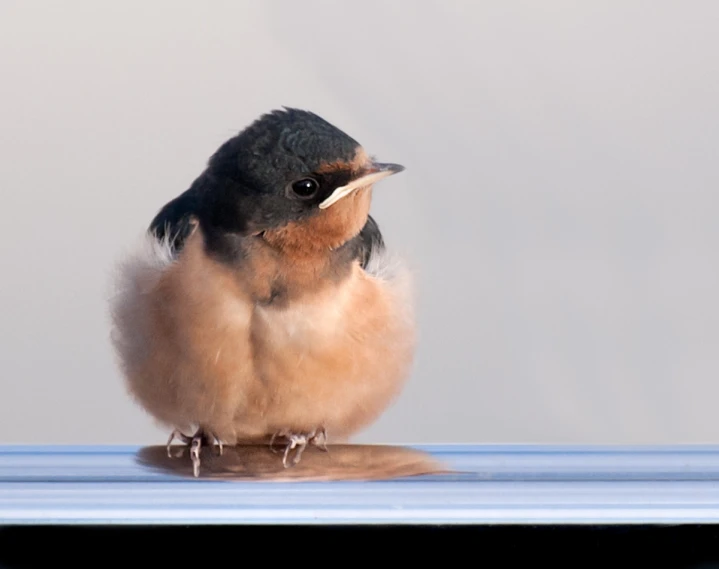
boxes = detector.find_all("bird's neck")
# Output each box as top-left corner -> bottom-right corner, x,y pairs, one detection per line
200,226 -> 360,307
243,235 -> 360,306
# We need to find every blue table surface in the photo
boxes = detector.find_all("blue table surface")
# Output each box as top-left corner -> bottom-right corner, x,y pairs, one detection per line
3,444 -> 719,525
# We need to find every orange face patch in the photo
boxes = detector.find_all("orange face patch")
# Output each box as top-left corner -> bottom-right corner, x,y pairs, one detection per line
263,147 -> 374,257
262,186 -> 372,255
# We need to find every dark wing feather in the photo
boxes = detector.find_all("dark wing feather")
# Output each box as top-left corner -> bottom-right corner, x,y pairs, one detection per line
149,187 -> 201,256
357,215 -> 385,269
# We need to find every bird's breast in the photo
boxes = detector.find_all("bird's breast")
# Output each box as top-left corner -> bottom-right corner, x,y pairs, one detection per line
244,261 -> 415,439
114,225 -> 414,443
253,269 -> 357,348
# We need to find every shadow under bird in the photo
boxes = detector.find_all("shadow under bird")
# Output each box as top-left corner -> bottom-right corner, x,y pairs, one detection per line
111,108 -> 415,477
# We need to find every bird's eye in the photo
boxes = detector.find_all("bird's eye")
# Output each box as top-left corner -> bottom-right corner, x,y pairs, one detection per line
290,178 -> 319,198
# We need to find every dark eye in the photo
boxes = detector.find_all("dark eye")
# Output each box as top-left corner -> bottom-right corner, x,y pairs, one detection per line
290,178 -> 319,198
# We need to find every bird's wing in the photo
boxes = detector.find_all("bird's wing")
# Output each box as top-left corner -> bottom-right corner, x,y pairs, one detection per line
148,188 -> 201,257
357,215 -> 385,270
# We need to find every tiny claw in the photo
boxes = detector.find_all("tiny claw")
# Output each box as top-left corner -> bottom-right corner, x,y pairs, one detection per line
290,441 -> 307,466
201,430 -> 224,456
311,427 -> 329,453
166,429 -> 191,457
282,445 -> 297,468
190,436 -> 202,478
166,431 -> 177,458
269,432 -> 281,454
280,433 -> 310,468
281,440 -> 294,468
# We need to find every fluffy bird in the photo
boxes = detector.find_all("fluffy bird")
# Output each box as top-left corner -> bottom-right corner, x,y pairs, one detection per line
111,108 -> 415,476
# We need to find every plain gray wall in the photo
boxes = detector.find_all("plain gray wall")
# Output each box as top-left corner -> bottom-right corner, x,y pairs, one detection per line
1,1 -> 718,445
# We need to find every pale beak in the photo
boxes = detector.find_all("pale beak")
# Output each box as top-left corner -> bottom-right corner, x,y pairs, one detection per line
318,162 -> 405,209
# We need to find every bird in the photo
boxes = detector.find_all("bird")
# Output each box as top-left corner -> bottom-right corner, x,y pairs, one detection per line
110,108 -> 415,477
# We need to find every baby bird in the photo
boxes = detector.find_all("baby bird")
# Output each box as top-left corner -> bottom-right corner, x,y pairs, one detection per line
111,108 -> 415,476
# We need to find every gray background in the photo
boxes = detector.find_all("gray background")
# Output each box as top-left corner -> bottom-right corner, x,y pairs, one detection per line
1,1 -> 717,445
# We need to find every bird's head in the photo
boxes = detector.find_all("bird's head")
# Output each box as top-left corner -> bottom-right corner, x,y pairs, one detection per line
200,108 -> 404,252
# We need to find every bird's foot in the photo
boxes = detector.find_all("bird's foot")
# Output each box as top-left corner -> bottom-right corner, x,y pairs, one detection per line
312,427 -> 329,453
166,428 -> 224,477
269,428 -> 328,468
166,429 -> 192,457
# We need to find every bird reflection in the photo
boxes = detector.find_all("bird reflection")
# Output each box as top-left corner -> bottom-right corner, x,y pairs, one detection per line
137,444 -> 449,481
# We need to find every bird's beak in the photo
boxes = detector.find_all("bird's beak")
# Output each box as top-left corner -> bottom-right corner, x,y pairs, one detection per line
318,162 -> 405,210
